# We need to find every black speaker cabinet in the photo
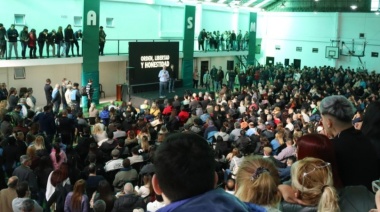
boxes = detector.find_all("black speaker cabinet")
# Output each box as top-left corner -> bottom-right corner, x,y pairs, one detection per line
227,60 -> 234,70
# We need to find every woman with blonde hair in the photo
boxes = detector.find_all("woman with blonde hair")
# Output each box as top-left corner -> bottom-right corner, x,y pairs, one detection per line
150,102 -> 161,118
32,135 -> 48,157
280,157 -> 340,212
92,124 -> 108,146
88,102 -> 99,118
271,130 -> 285,155
235,156 -> 281,211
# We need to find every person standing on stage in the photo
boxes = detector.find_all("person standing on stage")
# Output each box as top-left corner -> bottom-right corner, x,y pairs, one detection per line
168,64 -> 176,93
158,66 -> 169,98
85,79 -> 94,111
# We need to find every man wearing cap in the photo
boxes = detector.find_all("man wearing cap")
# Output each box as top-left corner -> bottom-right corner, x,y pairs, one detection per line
7,24 -> 19,59
12,155 -> 38,199
0,176 -> 18,212
99,26 -> 106,55
0,23 -> 6,59
37,29 -> 48,58
104,149 -> 123,173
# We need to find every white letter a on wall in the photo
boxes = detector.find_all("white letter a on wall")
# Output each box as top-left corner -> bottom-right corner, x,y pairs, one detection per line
250,22 -> 256,32
87,10 -> 97,26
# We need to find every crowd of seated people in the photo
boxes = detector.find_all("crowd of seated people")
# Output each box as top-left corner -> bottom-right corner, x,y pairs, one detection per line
0,63 -> 379,211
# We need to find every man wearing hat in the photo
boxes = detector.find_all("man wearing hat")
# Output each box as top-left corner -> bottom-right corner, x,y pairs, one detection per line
104,149 -> 123,173
12,155 -> 38,199
0,23 -> 6,59
37,29 -> 48,58
7,24 -> 19,59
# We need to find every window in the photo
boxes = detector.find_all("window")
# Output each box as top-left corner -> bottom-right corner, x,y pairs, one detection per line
14,67 -> 26,79
74,16 -> 82,27
106,17 -> 114,28
14,14 -> 25,26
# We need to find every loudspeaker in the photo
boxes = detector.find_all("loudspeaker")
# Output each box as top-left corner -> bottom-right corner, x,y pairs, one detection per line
293,59 -> 301,69
227,61 -> 234,70
284,59 -> 289,66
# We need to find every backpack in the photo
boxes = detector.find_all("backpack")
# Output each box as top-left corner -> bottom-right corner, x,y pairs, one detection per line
80,86 -> 87,96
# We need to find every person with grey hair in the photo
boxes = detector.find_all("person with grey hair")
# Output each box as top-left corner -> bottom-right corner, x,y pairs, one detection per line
12,155 -> 39,200
319,95 -> 379,190
20,199 -> 34,212
112,183 -> 146,212
93,199 -> 106,212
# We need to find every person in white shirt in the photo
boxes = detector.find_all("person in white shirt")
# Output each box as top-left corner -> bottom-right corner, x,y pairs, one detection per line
158,66 -> 169,98
64,84 -> 72,107
104,149 -> 123,172
285,117 -> 294,132
12,182 -> 43,212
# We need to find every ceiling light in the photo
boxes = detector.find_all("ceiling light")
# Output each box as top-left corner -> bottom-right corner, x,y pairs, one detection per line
350,4 -> 357,10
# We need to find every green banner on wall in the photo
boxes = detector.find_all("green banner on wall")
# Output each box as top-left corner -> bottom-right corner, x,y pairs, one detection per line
82,0 -> 100,109
182,5 -> 196,87
247,12 -> 257,66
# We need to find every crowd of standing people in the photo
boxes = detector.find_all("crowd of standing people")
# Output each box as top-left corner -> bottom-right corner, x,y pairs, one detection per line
0,23 -> 108,59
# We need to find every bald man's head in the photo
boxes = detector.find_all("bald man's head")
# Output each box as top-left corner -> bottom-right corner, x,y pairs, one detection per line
8,176 -> 18,188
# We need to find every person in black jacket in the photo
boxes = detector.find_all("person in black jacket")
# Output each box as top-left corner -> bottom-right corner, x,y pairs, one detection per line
19,26 -> 29,59
0,23 -> 5,59
112,182 -> 146,212
55,26 -> 63,58
44,78 -> 53,106
37,29 -> 48,58
72,29 -> 82,57
6,24 -> 19,59
46,29 -> 56,58
64,24 -> 74,57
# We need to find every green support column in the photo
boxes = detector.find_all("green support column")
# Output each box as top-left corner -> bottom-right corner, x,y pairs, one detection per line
182,5 -> 196,88
247,12 -> 257,65
82,0 -> 100,109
